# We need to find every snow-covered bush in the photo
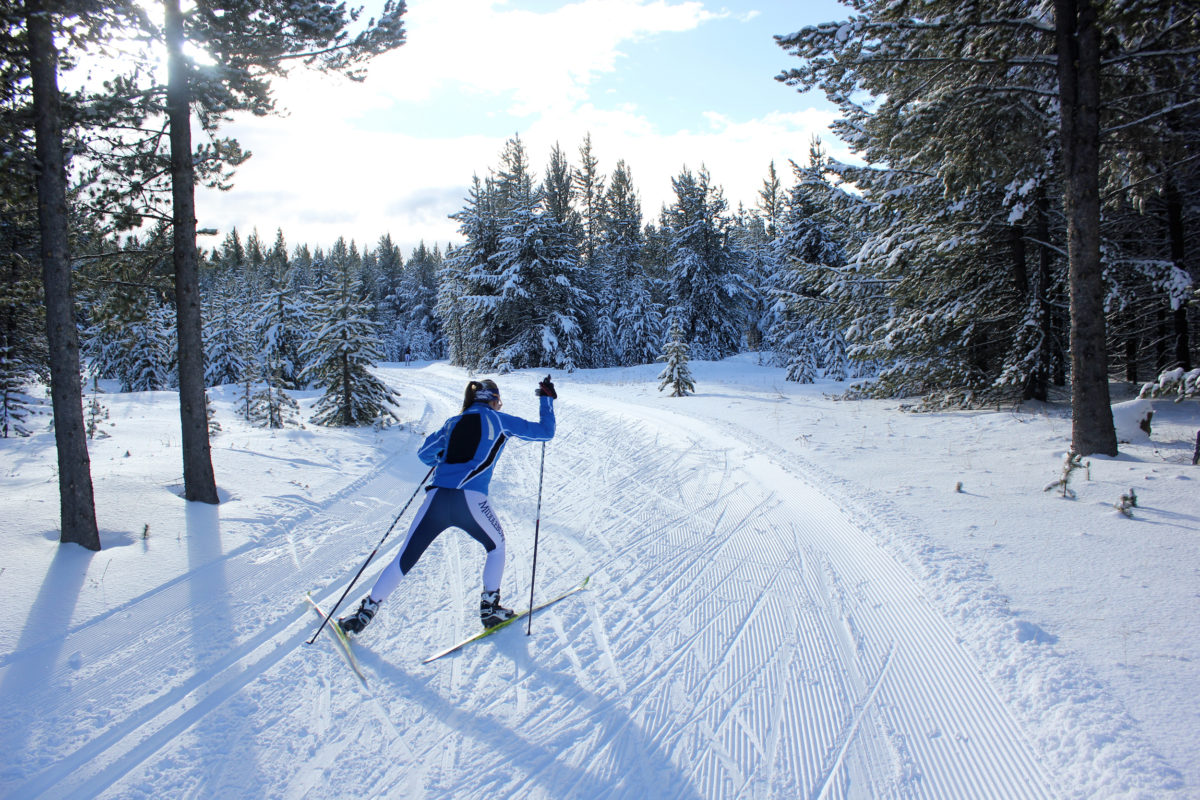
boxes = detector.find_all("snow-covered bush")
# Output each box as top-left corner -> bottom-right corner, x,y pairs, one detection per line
1112,398 -> 1154,443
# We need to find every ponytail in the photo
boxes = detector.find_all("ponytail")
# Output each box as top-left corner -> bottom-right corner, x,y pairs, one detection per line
462,379 -> 500,411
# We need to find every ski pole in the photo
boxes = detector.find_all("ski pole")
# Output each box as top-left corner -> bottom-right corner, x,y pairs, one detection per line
307,464 -> 435,645
526,440 -> 547,636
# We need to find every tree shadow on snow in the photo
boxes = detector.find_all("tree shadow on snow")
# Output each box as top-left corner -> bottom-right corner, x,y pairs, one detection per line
183,501 -> 265,796
0,543 -> 93,795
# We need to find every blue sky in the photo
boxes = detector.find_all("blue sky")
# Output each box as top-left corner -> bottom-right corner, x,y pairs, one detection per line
196,0 -> 855,258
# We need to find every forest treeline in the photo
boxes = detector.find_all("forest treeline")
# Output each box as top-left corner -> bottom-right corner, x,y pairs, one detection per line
1,1 -> 1197,550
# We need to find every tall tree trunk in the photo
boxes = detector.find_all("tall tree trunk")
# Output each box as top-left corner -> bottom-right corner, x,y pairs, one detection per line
26,0 -> 101,550
1056,0 -> 1117,456
165,0 -> 219,503
1034,185 -> 1056,398
1165,179 -> 1192,371
1124,333 -> 1139,384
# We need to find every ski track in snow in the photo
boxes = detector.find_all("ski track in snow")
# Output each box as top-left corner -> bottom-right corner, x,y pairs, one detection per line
3,365 -> 1074,798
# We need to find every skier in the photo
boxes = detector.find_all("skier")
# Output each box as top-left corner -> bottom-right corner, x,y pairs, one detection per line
339,376 -> 557,635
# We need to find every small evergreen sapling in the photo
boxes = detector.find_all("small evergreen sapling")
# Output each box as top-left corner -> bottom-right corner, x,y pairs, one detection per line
206,392 -> 221,436
658,324 -> 695,397
85,375 -> 110,440
246,363 -> 302,429
1114,488 -> 1138,518
1044,450 -> 1090,499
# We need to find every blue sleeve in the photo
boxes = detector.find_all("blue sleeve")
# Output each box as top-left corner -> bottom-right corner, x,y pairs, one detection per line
495,396 -> 555,442
418,420 -> 451,465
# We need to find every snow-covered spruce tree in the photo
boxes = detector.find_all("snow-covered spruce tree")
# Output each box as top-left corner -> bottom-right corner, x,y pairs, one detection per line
457,136 -> 590,372
122,303 -> 177,391
441,176 -> 500,369
0,270 -> 44,437
602,159 -> 661,366
0,338 -> 37,437
765,143 -> 850,383
663,166 -> 754,360
393,241 -> 441,360
777,0 -> 1199,449
254,263 -> 310,390
84,374 -> 110,440
573,135 -> 607,364
203,279 -> 249,387
658,322 -> 695,397
575,133 -> 606,273
736,161 -> 791,356
242,358 -> 301,429
301,260 -> 399,427
776,2 -> 1069,407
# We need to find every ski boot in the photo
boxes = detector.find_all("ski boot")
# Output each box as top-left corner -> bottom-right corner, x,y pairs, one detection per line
338,595 -> 379,635
480,590 -> 516,628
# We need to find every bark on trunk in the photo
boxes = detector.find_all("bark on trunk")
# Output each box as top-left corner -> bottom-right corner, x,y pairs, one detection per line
1056,0 -> 1118,456
26,0 -> 101,550
165,0 -> 219,503
1124,334 -> 1139,384
1034,186 -> 1056,398
1165,180 -> 1192,371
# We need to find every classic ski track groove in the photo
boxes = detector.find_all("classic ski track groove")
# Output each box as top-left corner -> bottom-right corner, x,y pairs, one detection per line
3,366 -> 1066,798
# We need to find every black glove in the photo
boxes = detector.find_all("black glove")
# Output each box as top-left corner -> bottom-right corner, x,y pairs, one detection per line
535,375 -> 557,399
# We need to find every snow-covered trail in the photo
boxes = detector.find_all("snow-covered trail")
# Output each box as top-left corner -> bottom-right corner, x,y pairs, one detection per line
2,365 -> 1062,799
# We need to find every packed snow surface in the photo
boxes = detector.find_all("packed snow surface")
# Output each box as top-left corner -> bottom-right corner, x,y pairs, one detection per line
2,358 -> 1197,799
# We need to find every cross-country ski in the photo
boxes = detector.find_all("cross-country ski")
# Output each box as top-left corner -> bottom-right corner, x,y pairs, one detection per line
305,594 -> 369,688
424,576 -> 590,663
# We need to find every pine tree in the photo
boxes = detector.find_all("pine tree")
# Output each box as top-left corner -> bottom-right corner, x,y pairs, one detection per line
442,176 -> 500,368
203,281 -> 249,387
775,0 -> 1196,448
0,337 -> 36,437
302,261 -> 400,427
149,0 -> 408,500
766,143 -> 850,383
123,304 -> 176,391
454,136 -> 589,372
239,357 -> 301,429
664,166 -> 753,360
602,159 -> 660,366
84,374 -> 110,440
0,267 -> 43,438
397,241 -> 442,359
658,323 -> 695,397
255,263 -> 309,390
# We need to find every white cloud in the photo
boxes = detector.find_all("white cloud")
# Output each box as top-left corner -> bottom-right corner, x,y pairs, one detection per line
355,0 -> 723,115
195,0 -> 851,257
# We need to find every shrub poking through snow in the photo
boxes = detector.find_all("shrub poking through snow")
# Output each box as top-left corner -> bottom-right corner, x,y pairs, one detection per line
1114,489 -> 1138,518
1044,450 -> 1089,499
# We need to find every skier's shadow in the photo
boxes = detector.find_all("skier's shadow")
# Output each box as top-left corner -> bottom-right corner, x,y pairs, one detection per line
360,637 -> 706,800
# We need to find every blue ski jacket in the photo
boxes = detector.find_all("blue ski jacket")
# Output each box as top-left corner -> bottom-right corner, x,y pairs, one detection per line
419,396 -> 555,494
